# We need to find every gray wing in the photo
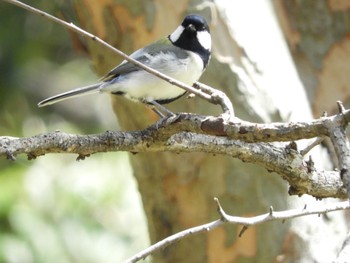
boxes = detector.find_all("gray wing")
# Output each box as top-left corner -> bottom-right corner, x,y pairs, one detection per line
101,53 -> 148,82
101,38 -> 188,82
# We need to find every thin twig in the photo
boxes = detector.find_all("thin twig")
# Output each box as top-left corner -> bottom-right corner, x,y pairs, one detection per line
2,0 -> 234,116
194,81 -> 235,117
123,199 -> 350,263
300,137 -> 325,156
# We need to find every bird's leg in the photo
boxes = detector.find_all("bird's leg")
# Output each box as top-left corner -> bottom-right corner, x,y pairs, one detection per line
148,100 -> 175,118
151,106 -> 166,118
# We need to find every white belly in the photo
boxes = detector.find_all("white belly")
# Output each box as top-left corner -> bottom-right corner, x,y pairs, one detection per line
100,51 -> 204,102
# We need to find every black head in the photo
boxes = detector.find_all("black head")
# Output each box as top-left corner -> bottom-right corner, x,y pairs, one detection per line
181,14 -> 210,34
169,14 -> 211,67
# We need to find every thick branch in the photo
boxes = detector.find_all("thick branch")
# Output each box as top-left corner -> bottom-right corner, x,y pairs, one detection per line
0,113 -> 348,199
124,200 -> 350,263
167,132 -> 346,199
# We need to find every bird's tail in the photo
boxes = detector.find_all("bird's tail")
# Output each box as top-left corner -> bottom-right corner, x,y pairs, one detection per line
37,83 -> 101,107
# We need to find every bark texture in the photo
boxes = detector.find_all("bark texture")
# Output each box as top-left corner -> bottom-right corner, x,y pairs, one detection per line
274,0 -> 350,117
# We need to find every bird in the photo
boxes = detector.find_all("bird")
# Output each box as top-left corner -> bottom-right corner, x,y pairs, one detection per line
38,14 -> 211,117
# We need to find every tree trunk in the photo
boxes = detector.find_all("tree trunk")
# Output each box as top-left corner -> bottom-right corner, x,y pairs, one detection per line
273,0 -> 350,117
70,1 -> 347,262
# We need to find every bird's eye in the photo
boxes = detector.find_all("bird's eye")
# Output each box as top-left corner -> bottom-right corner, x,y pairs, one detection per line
187,24 -> 196,32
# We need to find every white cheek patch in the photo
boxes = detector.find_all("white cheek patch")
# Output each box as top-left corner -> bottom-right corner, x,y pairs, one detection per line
169,25 -> 185,43
197,31 -> 211,51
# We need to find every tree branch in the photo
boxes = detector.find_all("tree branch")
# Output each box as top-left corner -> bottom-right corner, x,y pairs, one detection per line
0,112 -> 348,199
123,199 -> 350,263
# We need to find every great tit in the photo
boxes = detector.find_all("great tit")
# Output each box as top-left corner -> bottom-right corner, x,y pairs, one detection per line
38,14 -> 211,116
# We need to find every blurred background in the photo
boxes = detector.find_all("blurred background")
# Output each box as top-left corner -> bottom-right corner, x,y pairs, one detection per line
0,2 -> 149,262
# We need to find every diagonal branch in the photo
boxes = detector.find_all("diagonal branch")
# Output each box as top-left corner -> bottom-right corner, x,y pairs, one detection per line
123,199 -> 350,263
